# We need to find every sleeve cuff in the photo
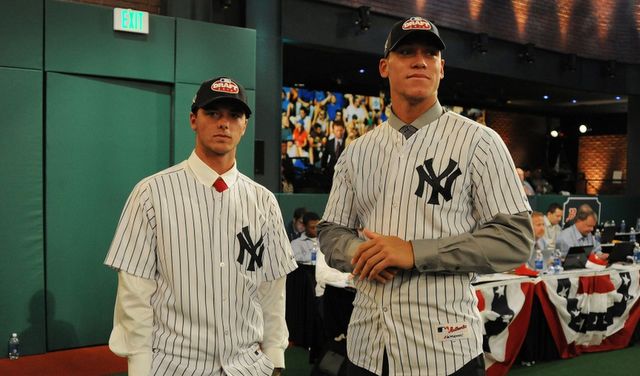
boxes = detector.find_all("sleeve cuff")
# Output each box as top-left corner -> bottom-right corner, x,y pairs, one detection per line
411,238 -> 440,272
263,347 -> 285,368
127,351 -> 152,376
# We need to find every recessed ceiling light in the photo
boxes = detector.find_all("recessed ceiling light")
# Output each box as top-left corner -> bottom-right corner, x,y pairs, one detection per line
543,95 -> 549,100
615,96 -> 621,100
358,68 -> 365,74
571,99 -> 577,103
550,130 -> 559,138
579,124 -> 588,133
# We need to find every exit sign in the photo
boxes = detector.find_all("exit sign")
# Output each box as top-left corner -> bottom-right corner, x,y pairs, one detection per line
113,8 -> 149,34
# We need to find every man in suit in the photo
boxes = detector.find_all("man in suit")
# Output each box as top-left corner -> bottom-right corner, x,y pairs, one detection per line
321,121 -> 346,178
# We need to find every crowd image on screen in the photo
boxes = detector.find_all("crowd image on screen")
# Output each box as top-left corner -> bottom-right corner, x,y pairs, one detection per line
280,87 -> 490,193
281,87 -> 390,193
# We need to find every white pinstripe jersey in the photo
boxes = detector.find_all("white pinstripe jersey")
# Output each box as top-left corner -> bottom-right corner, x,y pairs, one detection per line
104,160 -> 297,376
323,111 -> 530,375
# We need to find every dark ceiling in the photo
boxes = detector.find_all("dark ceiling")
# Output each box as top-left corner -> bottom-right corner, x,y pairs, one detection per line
283,43 -> 628,117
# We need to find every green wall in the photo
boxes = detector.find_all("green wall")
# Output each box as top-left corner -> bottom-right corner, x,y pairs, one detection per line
0,67 -> 45,356
0,0 -> 256,357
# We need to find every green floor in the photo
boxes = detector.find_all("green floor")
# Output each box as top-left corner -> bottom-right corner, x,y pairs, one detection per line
284,343 -> 640,375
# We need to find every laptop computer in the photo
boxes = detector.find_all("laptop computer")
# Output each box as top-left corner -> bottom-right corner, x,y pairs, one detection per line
602,241 -> 635,264
563,246 -> 593,270
600,226 -> 616,244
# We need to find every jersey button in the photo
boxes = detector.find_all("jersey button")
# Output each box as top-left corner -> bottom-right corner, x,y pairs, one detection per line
382,307 -> 388,312
220,262 -> 225,267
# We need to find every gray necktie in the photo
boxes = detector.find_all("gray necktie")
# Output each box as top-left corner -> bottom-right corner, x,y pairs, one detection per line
399,125 -> 418,139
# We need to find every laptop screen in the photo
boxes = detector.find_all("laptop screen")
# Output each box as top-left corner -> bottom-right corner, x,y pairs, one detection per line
563,246 -> 593,270
606,242 -> 635,263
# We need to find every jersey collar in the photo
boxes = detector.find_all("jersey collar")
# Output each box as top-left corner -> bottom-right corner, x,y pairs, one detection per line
388,100 -> 443,133
187,151 -> 239,189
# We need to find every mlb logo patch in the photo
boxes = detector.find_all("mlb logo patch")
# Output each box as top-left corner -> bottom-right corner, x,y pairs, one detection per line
434,322 -> 471,342
211,78 -> 240,94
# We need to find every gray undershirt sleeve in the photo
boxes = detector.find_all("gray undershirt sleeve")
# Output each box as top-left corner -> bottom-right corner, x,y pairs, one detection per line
318,212 -> 533,275
317,221 -> 363,273
412,211 -> 534,274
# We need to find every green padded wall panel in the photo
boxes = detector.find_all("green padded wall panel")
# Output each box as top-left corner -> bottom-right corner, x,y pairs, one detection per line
276,193 -> 329,224
175,18 -> 256,88
46,72 -> 171,350
174,83 -> 255,178
0,0 -> 43,69
0,68 -> 45,357
45,0 -> 174,82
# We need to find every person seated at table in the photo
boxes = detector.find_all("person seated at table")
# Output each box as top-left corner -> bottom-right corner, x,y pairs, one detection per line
291,211 -> 322,265
556,207 -> 607,261
527,211 -> 549,269
543,203 -> 563,249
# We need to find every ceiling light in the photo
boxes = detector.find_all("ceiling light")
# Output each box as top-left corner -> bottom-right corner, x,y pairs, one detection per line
355,6 -> 371,31
550,130 -> 559,138
571,99 -> 577,103
579,124 -> 588,133
519,43 -> 535,64
543,95 -> 549,100
605,60 -> 616,78
358,68 -> 365,74
615,96 -> 621,100
473,33 -> 489,54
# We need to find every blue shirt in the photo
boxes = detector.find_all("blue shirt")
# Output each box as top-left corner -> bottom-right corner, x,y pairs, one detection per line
290,233 -> 318,264
556,224 -> 601,257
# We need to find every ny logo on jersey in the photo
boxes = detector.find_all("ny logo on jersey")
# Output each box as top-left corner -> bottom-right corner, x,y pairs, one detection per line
236,226 -> 265,271
415,158 -> 462,205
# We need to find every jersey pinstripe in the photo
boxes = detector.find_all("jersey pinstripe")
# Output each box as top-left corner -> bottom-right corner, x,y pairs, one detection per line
323,111 -> 530,375
105,160 -> 297,376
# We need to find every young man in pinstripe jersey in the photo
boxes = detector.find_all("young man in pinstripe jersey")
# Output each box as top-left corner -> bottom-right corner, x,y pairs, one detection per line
318,17 -> 534,376
105,77 -> 297,376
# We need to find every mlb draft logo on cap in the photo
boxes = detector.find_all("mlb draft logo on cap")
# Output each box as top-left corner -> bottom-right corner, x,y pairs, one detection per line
402,17 -> 432,31
211,78 -> 240,94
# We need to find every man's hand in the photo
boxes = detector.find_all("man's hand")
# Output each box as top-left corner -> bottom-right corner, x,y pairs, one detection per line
272,368 -> 283,376
351,229 -> 414,282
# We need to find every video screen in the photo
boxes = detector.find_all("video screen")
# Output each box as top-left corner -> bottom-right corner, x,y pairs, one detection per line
281,87 -> 388,193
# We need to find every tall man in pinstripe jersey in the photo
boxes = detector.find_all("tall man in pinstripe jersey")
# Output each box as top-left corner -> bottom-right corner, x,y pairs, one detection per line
104,77 -> 297,376
318,17 -> 534,376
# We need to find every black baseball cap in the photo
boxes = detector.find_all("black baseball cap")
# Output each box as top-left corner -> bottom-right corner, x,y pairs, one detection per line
191,77 -> 252,118
384,17 -> 446,56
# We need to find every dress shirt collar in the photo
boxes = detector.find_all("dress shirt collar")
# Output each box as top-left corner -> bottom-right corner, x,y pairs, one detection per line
298,233 -> 317,242
570,224 -> 590,242
187,151 -> 239,189
388,100 -> 443,132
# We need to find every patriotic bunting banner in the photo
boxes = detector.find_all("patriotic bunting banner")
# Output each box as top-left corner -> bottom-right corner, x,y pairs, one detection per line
476,279 -> 535,376
536,269 -> 640,358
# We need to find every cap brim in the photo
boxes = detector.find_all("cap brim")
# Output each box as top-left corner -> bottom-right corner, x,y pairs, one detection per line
386,31 -> 446,55
197,97 -> 252,117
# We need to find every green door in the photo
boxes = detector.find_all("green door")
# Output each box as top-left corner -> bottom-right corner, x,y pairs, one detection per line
46,72 -> 171,350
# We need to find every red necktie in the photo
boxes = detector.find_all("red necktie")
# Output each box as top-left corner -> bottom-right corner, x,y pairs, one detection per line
213,177 -> 228,192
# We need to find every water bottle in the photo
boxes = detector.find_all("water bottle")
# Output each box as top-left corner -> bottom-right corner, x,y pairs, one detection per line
310,242 -> 317,265
553,249 -> 564,273
631,227 -> 636,243
620,219 -> 626,233
595,229 -> 601,243
8,333 -> 20,360
534,250 -> 544,272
